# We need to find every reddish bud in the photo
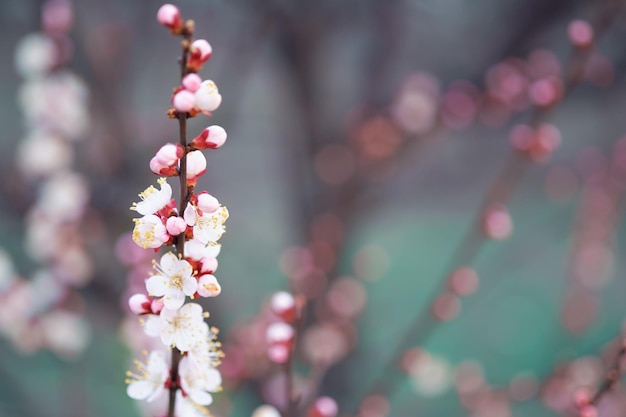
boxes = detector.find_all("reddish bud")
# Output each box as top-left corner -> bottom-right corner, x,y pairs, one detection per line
186,151 -> 207,184
271,291 -> 298,322
150,298 -> 164,314
128,293 -> 152,315
307,397 -> 338,417
190,125 -> 227,150
188,39 -> 212,71
568,20 -> 594,48
197,192 -> 220,213
157,4 -> 184,34
150,156 -> 179,176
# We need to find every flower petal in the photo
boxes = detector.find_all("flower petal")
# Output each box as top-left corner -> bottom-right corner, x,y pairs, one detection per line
146,275 -> 167,296
182,276 -> 198,296
163,289 -> 185,310
127,381 -> 156,400
188,389 -> 213,406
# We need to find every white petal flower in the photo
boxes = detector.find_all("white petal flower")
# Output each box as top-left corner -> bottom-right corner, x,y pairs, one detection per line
132,178 -> 172,216
179,356 -> 222,405
197,275 -> 221,298
146,252 -> 196,310
192,206 -> 229,244
186,151 -> 207,179
187,328 -> 223,369
160,303 -> 208,352
185,239 -> 221,261
194,80 -> 222,113
132,215 -> 169,249
126,350 -> 169,402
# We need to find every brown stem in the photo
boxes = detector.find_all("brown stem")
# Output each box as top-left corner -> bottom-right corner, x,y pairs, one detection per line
167,25 -> 193,417
591,339 -> 626,405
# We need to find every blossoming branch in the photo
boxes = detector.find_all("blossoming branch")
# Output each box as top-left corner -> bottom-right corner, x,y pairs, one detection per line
126,4 -> 228,417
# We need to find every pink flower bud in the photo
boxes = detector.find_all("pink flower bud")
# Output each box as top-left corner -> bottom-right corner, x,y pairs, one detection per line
482,205 -> 513,240
530,124 -> 561,162
510,124 -> 535,152
190,125 -> 227,150
150,156 -> 178,176
186,151 -> 207,182
267,344 -> 290,364
197,193 -> 220,213
165,216 -> 187,236
188,39 -> 212,71
271,291 -> 297,322
157,4 -> 184,33
42,0 -> 74,34
150,298 -> 164,314
266,322 -> 294,345
194,80 -> 222,113
447,267 -> 479,296
173,90 -> 196,112
529,77 -> 562,107
155,143 -> 183,165
197,274 -> 221,297
200,257 -> 218,274
568,20 -> 594,48
307,397 -> 338,417
192,39 -> 212,60
128,293 -> 152,315
573,388 -> 591,408
182,73 -> 202,92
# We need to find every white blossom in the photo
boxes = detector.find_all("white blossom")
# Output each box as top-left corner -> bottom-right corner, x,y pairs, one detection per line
146,252 -> 196,309
184,205 -> 229,244
132,215 -> 169,249
126,350 -> 169,402
179,356 -> 221,405
184,239 -> 221,261
145,303 -> 208,352
132,178 -> 172,216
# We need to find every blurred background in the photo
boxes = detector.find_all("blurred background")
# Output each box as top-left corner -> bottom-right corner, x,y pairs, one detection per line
0,0 -> 626,416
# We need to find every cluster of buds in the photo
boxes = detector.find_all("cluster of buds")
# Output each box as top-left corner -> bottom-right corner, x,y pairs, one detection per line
0,0 -> 91,358
510,123 -> 561,162
266,291 -> 299,364
125,4 -> 227,415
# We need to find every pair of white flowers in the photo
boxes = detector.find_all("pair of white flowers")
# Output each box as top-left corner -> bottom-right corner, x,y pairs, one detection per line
131,178 -> 229,250
127,347 -> 221,406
